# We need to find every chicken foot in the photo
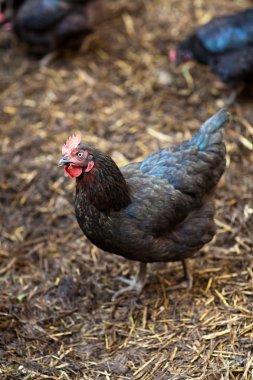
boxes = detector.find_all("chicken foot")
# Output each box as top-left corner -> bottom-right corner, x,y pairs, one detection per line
223,83 -> 244,106
168,259 -> 193,291
39,51 -> 60,68
112,262 -> 147,301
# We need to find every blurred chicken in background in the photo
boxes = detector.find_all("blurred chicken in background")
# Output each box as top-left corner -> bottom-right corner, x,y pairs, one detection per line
170,8 -> 253,104
13,0 -> 103,53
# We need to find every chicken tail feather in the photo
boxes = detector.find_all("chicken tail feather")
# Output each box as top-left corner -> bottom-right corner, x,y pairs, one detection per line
191,108 -> 230,150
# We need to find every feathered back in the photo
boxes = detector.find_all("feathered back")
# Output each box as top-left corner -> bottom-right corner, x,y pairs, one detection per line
197,8 -> 253,54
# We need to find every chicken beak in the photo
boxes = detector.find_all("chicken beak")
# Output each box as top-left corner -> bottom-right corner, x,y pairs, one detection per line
58,156 -> 71,166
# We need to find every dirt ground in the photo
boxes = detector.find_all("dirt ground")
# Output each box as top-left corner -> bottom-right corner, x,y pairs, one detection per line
0,0 -> 252,379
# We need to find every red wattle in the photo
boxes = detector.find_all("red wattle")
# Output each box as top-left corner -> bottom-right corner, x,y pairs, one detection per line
3,22 -> 13,31
64,164 -> 82,178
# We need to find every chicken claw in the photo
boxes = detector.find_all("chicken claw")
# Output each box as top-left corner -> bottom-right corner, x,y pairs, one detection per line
112,263 -> 147,300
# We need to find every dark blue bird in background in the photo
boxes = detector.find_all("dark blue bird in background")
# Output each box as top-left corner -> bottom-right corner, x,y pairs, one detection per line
170,8 -> 253,102
12,0 -> 103,53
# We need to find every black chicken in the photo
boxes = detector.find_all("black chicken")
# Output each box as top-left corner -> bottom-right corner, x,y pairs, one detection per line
59,109 -> 229,299
170,8 -> 253,100
14,0 -> 102,52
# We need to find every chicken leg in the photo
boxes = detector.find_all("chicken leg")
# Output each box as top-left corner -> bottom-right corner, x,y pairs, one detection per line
223,83 -> 244,106
112,262 -> 147,301
168,259 -> 193,291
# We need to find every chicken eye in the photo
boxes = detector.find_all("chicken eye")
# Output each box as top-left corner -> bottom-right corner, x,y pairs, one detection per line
77,151 -> 84,158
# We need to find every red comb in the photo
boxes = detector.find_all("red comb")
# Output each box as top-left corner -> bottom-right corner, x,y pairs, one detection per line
62,135 -> 81,156
169,49 -> 177,62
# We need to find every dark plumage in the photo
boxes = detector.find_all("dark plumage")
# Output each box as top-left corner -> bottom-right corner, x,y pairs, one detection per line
59,109 -> 229,298
171,8 -> 253,85
13,0 -> 102,52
